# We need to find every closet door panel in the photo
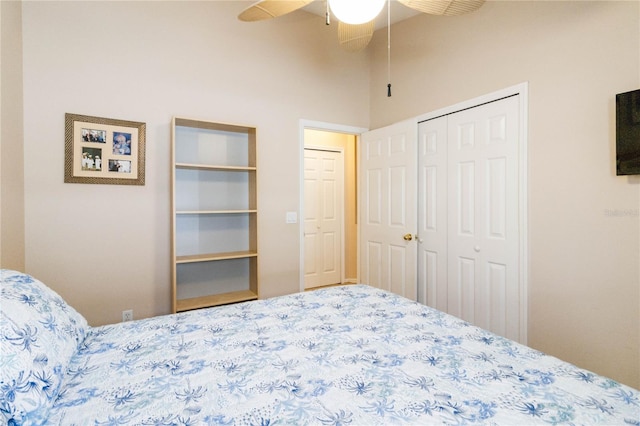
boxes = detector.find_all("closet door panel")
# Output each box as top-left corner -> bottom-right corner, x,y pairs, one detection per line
418,95 -> 523,343
417,118 -> 448,311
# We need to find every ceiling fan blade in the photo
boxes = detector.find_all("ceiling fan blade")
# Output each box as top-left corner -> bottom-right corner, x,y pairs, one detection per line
398,0 -> 485,16
238,0 -> 314,22
338,21 -> 375,52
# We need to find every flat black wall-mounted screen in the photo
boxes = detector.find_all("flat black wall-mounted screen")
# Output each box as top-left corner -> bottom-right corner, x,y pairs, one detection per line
616,89 -> 640,175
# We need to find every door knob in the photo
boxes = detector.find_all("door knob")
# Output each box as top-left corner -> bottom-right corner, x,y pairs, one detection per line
403,233 -> 413,241
474,245 -> 481,252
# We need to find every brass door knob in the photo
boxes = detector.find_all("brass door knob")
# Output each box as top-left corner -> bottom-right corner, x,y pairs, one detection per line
403,233 -> 413,241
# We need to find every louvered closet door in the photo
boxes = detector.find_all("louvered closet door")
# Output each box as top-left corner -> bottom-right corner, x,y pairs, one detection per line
360,119 -> 417,300
419,95 -> 522,343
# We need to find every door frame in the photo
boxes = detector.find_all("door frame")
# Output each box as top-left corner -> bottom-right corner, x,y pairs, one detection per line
299,120 -> 368,293
415,82 -> 529,344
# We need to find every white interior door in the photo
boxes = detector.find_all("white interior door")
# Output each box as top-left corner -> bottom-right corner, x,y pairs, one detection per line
418,95 -> 523,343
417,116 -> 449,312
304,148 -> 343,289
448,96 -> 520,340
360,120 -> 417,300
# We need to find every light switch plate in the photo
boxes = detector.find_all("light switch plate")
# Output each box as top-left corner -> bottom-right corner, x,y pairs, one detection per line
286,211 -> 298,224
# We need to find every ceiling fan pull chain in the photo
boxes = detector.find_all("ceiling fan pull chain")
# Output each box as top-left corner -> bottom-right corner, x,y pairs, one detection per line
387,0 -> 392,97
325,0 -> 330,25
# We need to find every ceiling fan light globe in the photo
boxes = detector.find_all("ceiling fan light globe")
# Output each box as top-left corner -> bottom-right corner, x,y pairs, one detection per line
329,0 -> 386,25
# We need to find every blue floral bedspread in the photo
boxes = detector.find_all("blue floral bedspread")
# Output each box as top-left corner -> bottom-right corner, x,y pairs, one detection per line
39,285 -> 638,425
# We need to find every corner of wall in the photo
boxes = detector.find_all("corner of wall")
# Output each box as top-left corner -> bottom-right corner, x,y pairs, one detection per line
0,0 -> 26,271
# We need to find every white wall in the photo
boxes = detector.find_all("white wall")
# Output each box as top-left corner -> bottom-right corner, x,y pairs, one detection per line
0,0 -> 26,271
369,1 -> 639,388
21,1 -> 370,325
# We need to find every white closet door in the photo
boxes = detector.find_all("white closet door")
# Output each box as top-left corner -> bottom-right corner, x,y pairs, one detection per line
360,119 -> 418,300
304,148 -> 343,289
449,96 -> 521,341
417,117 -> 448,312
419,95 -> 523,343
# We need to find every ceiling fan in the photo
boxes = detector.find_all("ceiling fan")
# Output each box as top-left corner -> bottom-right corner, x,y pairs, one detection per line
238,0 -> 485,52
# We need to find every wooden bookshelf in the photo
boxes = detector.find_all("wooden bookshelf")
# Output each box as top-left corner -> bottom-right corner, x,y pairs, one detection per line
171,117 -> 258,313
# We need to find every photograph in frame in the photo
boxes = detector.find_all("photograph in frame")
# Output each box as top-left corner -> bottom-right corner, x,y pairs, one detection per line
65,113 -> 146,185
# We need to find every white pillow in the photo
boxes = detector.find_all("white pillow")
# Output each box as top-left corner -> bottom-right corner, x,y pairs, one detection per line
0,270 -> 89,425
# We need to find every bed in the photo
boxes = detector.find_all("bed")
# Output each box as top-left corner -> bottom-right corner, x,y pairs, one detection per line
1,269 -> 639,425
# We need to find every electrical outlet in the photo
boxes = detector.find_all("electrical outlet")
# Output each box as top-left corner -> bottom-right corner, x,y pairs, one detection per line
122,309 -> 133,322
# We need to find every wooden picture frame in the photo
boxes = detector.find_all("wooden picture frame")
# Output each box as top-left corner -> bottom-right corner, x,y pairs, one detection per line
64,113 -> 146,185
